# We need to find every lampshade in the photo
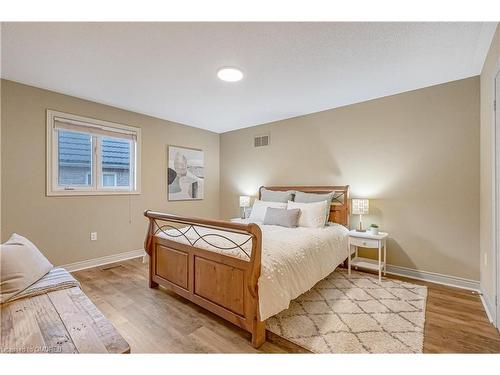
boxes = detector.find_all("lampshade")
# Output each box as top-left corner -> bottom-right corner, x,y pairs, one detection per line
351,199 -> 369,215
239,196 -> 251,208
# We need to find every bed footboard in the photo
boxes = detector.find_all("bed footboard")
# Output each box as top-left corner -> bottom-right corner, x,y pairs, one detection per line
143,210 -> 265,348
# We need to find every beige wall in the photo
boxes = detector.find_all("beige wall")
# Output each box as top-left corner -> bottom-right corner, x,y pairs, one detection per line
480,25 -> 499,308
221,77 -> 480,280
0,73 -> 483,281
1,80 -> 220,266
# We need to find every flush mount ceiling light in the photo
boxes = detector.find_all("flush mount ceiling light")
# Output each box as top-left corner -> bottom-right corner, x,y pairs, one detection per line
217,67 -> 244,82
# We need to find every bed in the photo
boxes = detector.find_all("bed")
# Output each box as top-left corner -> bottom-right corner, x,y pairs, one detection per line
144,185 -> 350,348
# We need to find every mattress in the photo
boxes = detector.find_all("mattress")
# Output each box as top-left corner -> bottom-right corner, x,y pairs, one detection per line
156,219 -> 349,320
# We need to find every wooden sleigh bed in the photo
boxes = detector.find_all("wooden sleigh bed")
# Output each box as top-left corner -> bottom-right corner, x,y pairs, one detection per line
144,185 -> 349,348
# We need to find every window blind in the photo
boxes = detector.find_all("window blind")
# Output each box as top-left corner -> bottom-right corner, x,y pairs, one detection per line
53,117 -> 137,141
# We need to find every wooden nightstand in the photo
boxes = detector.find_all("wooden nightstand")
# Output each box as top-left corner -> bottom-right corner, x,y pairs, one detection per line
347,229 -> 389,282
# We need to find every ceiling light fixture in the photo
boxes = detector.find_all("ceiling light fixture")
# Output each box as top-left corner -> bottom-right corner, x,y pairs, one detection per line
217,67 -> 244,82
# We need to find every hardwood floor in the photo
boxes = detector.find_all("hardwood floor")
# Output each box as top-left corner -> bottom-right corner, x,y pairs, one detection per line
72,258 -> 500,353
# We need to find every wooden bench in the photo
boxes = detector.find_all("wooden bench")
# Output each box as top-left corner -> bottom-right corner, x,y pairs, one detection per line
1,287 -> 130,353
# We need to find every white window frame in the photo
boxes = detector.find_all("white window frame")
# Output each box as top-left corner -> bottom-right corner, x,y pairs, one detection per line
47,110 -> 141,196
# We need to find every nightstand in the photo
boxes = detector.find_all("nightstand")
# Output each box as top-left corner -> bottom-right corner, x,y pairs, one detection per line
347,230 -> 389,282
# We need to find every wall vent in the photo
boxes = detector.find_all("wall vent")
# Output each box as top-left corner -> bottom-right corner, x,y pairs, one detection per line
254,134 -> 270,148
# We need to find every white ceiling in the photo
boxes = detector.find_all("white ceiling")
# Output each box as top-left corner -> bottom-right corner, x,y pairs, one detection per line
1,22 -> 497,133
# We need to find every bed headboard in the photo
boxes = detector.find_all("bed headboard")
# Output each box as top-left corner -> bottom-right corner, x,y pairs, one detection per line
258,185 -> 350,227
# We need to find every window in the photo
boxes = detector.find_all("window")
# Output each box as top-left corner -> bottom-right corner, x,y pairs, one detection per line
47,110 -> 141,195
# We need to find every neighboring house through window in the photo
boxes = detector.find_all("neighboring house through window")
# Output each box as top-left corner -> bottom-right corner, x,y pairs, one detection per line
102,172 -> 118,187
47,110 -> 141,195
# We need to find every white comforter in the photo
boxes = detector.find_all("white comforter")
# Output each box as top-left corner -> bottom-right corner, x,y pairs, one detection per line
157,219 -> 349,320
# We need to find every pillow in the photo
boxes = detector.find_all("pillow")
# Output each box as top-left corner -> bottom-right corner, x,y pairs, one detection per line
263,208 -> 300,228
294,191 -> 334,223
294,191 -> 334,204
0,233 -> 53,304
260,188 -> 294,203
249,200 -> 287,222
287,200 -> 329,228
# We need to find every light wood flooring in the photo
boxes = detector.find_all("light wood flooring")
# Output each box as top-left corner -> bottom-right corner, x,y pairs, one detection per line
72,258 -> 500,353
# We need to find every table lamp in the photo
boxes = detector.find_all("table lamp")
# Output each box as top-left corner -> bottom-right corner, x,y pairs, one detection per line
239,196 -> 251,219
351,198 -> 369,232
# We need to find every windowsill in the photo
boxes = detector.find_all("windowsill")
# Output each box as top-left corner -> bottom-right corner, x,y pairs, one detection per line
46,190 -> 141,197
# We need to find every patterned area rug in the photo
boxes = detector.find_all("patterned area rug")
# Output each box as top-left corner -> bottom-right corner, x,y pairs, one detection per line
266,269 -> 427,353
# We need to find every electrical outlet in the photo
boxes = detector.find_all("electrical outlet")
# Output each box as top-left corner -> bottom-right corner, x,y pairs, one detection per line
90,232 -> 97,241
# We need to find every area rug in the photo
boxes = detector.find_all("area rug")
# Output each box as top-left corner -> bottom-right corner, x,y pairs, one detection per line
266,269 -> 427,353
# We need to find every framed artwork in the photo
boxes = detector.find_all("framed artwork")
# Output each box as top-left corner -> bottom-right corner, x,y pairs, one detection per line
167,145 -> 204,201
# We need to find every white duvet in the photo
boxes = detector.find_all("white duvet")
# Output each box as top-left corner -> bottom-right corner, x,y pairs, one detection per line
156,219 -> 349,320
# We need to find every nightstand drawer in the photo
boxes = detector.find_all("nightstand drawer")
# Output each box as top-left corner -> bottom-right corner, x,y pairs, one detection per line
349,237 -> 379,248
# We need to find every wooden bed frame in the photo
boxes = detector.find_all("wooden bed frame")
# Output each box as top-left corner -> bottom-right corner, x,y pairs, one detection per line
144,185 -> 349,348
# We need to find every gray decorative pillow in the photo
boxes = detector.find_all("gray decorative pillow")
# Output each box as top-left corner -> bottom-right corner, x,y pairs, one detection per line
294,191 -> 334,222
260,188 -> 295,203
294,191 -> 334,204
263,208 -> 300,228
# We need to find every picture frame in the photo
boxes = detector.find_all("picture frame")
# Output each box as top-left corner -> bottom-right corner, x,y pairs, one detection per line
167,145 -> 204,201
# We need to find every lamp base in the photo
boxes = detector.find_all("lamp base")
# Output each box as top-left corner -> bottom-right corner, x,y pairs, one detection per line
356,217 -> 365,232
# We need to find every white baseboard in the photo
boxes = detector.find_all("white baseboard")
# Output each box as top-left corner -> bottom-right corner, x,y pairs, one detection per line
479,288 -> 495,324
60,249 -> 146,272
388,264 -> 497,329
385,264 -> 480,291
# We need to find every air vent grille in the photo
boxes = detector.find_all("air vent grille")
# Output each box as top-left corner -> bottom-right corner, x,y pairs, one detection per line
254,134 -> 270,148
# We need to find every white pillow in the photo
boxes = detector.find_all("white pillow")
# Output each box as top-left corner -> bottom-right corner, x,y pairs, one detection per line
287,200 -> 329,228
249,200 -> 287,222
0,233 -> 53,304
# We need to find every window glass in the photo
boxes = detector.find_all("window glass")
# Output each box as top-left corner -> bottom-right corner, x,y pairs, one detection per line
101,136 -> 131,188
102,173 -> 117,187
58,130 -> 92,187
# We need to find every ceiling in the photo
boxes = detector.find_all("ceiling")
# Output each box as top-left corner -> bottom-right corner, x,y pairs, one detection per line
1,22 -> 497,133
